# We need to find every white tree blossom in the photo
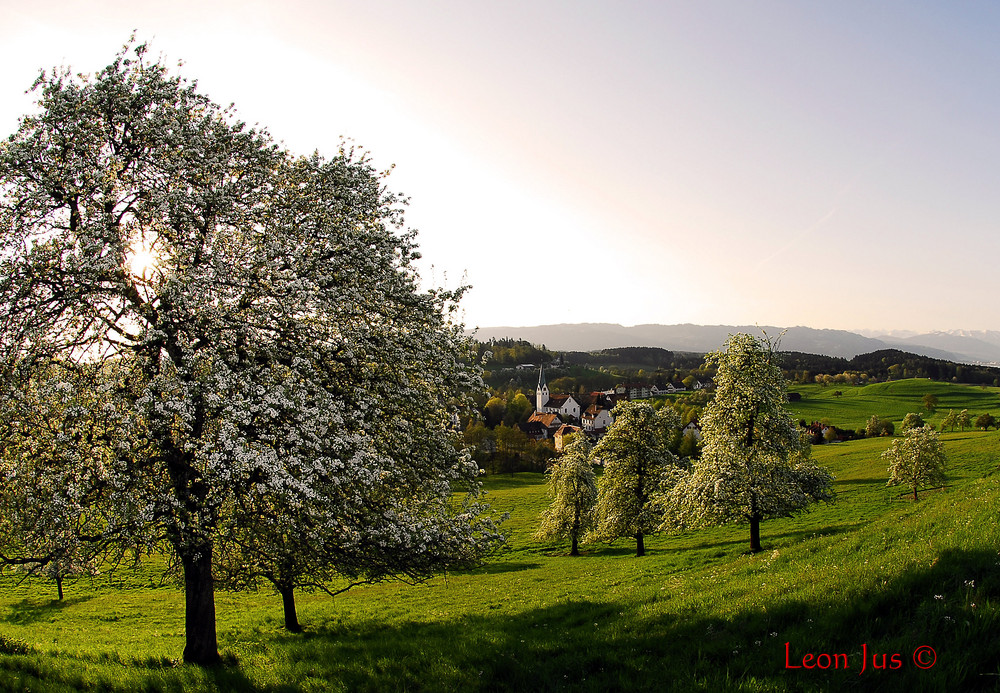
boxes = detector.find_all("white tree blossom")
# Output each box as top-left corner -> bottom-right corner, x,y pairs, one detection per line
660,333 -> 833,553
0,40 -> 502,663
589,401 -> 682,557
0,363 -> 121,600
534,434 -> 597,556
883,424 -> 946,501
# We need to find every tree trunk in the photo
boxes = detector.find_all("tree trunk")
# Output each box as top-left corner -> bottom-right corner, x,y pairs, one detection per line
55,574 -> 64,601
181,544 -> 221,666
570,533 -> 579,557
749,514 -> 762,553
913,485 -> 919,501
279,584 -> 302,633
636,532 -> 645,557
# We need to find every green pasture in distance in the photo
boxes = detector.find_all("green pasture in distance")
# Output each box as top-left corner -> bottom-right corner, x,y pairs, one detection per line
1,425 -> 999,691
786,378 -> 1000,430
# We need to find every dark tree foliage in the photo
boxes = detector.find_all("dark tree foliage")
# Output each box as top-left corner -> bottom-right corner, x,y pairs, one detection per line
782,350 -> 1000,386
476,338 -> 553,366
563,348 -> 705,372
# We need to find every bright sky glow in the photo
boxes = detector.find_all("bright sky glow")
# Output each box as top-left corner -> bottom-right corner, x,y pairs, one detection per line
127,244 -> 157,282
3,1 -> 999,333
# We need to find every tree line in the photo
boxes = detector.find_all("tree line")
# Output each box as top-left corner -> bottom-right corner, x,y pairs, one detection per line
783,349 -> 1000,386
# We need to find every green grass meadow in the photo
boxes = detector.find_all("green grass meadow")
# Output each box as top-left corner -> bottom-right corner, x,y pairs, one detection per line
786,379 -> 1000,431
2,379 -> 1000,691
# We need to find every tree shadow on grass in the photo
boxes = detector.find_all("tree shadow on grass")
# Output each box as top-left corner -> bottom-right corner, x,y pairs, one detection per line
764,522 -> 865,544
664,522 -> 865,555
5,595 -> 93,625
481,474 -> 546,491
459,561 -> 543,575
835,478 -> 895,485
245,548 -> 1000,692
4,549 -> 994,691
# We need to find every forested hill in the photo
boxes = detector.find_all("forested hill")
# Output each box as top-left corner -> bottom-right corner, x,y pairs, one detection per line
778,349 -> 1000,385
471,323 -> 1000,364
477,339 -> 1000,387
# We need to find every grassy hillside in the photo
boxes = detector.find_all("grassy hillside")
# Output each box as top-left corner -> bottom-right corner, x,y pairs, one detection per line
2,418 -> 999,690
787,378 -> 1000,431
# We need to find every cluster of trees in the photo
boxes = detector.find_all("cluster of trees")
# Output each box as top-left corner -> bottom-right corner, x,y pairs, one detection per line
480,344 -> 712,396
563,347 -> 706,373
463,422 -> 557,474
536,334 -> 834,556
0,43 -> 503,663
799,421 -> 863,444
818,406 -> 997,446
940,409 -> 973,432
931,408 -> 1000,432
480,390 -> 534,428
812,372 -> 871,386
892,409 -> 996,434
544,367 -> 621,396
475,339 -> 553,367
785,350 -> 1000,387
865,416 -> 897,438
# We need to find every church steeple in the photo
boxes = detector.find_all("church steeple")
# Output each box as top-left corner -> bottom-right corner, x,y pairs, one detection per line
536,363 -> 549,412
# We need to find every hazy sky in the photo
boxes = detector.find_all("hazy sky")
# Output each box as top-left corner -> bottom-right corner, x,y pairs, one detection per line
3,1 -> 999,333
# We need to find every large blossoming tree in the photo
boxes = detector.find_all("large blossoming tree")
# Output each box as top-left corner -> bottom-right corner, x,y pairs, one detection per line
661,333 -> 833,553
589,401 -> 682,557
0,41 -> 502,664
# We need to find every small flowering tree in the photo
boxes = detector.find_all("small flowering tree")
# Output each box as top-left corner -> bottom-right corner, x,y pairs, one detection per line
535,434 -> 597,556
941,410 -> 958,432
0,40 -> 501,663
661,333 -> 833,553
0,362 -> 124,600
957,409 -> 972,432
883,425 -> 946,500
589,402 -> 682,557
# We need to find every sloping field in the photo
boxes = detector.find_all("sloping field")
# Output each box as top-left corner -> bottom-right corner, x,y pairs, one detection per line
1,429 -> 999,691
787,379 -> 1000,431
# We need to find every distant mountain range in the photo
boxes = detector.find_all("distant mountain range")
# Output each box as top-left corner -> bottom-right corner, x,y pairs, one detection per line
470,323 -> 1000,365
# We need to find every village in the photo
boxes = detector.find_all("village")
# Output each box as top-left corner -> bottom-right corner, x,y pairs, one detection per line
525,365 -> 709,451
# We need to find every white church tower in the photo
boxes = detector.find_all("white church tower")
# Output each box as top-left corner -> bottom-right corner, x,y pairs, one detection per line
535,364 -> 549,412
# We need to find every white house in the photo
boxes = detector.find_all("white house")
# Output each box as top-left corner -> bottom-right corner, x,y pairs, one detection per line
542,393 -> 581,419
614,383 -> 652,400
582,404 -> 614,432
682,421 -> 702,441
